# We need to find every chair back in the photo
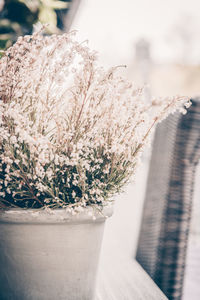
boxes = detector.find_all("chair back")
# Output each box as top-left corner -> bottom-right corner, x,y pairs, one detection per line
136,99 -> 200,300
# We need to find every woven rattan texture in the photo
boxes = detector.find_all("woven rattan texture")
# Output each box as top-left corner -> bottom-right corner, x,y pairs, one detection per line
136,99 -> 200,300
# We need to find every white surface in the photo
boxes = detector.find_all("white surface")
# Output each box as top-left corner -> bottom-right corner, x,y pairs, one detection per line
96,258 -> 167,300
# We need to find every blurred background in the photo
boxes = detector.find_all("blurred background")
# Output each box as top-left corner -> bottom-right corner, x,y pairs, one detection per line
71,0 -> 200,97
1,0 -> 200,95
1,1 -> 200,299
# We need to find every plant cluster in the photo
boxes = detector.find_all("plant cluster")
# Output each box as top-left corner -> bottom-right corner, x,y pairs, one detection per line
0,30 -> 190,211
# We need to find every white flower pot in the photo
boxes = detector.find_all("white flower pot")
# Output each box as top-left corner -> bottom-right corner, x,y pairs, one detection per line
0,207 -> 113,300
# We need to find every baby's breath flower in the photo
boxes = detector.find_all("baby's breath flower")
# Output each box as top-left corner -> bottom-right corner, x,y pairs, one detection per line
0,31 -> 190,211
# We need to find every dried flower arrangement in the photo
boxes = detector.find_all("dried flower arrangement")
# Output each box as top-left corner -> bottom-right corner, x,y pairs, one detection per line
0,30 -> 191,212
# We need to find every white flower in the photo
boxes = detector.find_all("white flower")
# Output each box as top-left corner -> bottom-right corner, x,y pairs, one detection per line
0,30 -> 190,211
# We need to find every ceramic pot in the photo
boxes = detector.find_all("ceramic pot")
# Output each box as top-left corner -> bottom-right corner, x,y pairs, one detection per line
0,207 -> 113,300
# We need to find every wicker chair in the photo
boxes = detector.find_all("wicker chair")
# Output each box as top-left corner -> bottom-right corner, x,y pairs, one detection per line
136,98 -> 200,300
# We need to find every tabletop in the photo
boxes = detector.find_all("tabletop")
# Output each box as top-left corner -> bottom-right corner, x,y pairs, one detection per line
96,256 -> 168,300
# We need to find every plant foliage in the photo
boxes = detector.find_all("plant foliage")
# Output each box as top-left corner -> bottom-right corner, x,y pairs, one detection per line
0,31 -> 190,211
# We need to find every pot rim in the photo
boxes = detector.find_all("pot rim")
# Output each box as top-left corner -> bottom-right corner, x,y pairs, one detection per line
0,206 -> 114,225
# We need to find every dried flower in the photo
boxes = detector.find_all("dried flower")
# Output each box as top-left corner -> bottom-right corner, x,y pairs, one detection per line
0,31 -> 191,211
